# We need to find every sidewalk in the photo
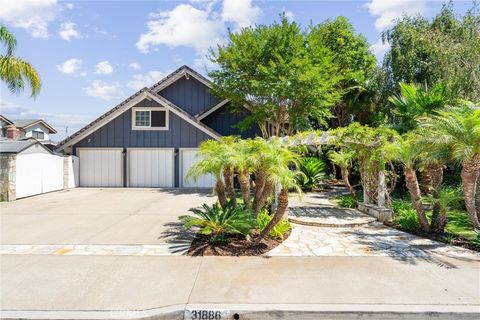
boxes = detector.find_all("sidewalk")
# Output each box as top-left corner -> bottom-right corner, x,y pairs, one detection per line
1,253 -> 479,319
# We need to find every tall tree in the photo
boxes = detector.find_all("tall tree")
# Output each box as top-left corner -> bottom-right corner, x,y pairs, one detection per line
209,15 -> 341,137
382,3 -> 480,103
308,17 -> 377,127
0,25 -> 41,97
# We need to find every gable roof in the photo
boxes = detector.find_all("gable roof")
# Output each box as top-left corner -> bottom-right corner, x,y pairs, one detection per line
150,65 -> 213,93
55,87 -> 221,151
0,115 -> 13,125
7,119 -> 57,133
0,139 -> 52,154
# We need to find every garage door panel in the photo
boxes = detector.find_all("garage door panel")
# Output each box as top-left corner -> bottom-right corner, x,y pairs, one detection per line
128,149 -> 174,188
181,149 -> 216,188
79,149 -> 123,187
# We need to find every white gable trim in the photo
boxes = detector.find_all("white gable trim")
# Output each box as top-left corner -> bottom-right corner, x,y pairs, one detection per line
152,68 -> 212,93
57,91 -> 220,151
196,99 -> 229,120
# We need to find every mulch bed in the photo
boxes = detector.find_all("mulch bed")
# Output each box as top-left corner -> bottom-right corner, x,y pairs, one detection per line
186,230 -> 290,256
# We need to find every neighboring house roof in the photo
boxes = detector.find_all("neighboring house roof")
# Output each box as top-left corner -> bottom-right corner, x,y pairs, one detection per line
0,115 -> 13,125
7,119 -> 57,134
0,140 -> 52,154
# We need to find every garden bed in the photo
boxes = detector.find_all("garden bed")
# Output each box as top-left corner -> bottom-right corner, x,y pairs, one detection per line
186,230 -> 290,256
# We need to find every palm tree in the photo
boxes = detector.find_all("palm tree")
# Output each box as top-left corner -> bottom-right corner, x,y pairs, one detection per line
394,135 -> 431,232
219,136 -> 239,207
328,150 -> 357,201
187,140 -> 228,208
0,25 -> 41,97
232,139 -> 256,209
421,107 -> 480,229
253,140 -> 302,245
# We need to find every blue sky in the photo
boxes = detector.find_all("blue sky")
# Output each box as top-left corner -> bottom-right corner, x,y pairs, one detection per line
0,0 -> 473,140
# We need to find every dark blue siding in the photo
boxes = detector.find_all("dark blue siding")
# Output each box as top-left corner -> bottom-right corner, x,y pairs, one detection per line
202,105 -> 261,138
158,76 -> 220,116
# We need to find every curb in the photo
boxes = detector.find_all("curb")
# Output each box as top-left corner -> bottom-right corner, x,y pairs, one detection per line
2,303 -> 479,320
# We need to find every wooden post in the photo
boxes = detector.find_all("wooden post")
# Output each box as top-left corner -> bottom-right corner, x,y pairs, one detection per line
378,165 -> 386,208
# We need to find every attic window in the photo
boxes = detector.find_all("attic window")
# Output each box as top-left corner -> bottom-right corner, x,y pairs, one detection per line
132,108 -> 169,130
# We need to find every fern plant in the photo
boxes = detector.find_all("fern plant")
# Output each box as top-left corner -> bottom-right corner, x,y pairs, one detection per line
297,157 -> 325,190
256,210 -> 291,240
180,202 -> 254,243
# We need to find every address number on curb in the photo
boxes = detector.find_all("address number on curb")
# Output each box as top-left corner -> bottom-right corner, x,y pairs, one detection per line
185,309 -> 230,320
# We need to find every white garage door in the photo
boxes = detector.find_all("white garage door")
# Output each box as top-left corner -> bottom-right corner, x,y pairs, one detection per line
128,148 -> 174,187
78,149 -> 123,187
180,149 -> 216,188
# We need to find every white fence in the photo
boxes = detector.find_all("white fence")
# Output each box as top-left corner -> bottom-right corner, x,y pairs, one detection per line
15,154 -> 79,199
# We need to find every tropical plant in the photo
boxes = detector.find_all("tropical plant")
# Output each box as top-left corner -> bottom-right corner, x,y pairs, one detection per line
256,210 -> 291,240
297,157 -> 325,190
336,194 -> 357,208
428,186 -> 463,234
179,202 -> 254,243
392,200 -> 421,231
421,107 -> 480,229
0,25 -> 41,97
328,150 -> 356,200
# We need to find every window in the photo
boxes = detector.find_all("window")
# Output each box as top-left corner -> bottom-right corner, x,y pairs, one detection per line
133,109 -> 168,130
32,131 -> 44,140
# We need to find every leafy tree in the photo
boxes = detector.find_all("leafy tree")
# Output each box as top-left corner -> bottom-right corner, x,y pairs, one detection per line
421,107 -> 480,229
0,25 -> 41,97
209,15 -> 341,137
308,17 -> 377,127
328,150 -> 356,201
382,3 -> 480,102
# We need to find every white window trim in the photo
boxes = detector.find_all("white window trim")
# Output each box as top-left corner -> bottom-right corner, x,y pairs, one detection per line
131,107 -> 169,131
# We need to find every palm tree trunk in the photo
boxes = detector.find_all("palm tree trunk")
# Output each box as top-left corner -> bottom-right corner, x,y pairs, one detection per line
420,168 -> 433,195
461,156 -> 480,229
253,188 -> 288,245
476,174 -> 480,220
253,179 -> 274,214
215,179 -> 227,209
404,167 -> 431,233
340,166 -> 357,202
252,171 -> 266,214
223,167 -> 236,207
238,170 -> 251,209
430,164 -> 445,233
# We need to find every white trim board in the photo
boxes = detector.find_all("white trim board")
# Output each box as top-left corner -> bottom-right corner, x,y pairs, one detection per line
152,68 -> 212,93
196,99 -> 229,120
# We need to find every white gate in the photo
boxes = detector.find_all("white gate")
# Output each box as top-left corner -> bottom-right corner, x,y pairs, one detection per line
16,153 -> 64,198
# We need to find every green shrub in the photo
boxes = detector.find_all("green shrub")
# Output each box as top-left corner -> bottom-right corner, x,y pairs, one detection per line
180,202 -> 254,243
336,194 -> 357,208
392,200 -> 420,231
256,210 -> 291,240
297,157 -> 325,190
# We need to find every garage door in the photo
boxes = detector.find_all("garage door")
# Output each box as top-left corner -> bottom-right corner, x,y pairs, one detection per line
128,148 -> 174,187
180,149 -> 216,188
78,149 -> 123,187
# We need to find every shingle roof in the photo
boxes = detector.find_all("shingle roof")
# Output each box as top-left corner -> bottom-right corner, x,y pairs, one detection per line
149,65 -> 213,92
0,140 -> 52,154
7,119 -> 57,133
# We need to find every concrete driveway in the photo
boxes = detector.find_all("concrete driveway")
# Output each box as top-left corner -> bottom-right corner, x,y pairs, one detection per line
0,188 -> 215,245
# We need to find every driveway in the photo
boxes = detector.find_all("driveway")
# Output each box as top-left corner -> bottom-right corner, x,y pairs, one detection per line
0,188 -> 215,246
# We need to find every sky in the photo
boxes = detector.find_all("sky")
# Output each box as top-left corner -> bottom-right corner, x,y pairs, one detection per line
0,0 -> 474,140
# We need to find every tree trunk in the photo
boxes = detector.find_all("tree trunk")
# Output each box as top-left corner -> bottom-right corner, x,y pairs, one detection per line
476,174 -> 480,220
238,170 -> 251,209
223,167 -> 236,207
420,168 -> 433,195
215,179 -> 227,209
254,179 -> 274,214
461,156 -> 480,229
253,188 -> 288,245
404,167 -> 431,233
429,164 -> 445,233
340,166 -> 357,202
252,171 -> 266,214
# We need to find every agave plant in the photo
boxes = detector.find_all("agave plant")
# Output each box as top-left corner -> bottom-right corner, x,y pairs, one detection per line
179,202 -> 254,243
297,157 -> 325,191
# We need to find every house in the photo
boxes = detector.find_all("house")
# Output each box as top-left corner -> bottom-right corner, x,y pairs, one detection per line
56,65 -> 260,188
0,116 -> 58,149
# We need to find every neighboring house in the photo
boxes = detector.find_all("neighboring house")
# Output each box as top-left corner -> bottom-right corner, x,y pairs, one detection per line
56,65 -> 261,188
0,116 -> 58,149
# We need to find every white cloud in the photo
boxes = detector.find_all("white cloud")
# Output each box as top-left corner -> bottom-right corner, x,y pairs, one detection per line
59,22 -> 82,41
283,10 -> 295,22
65,3 -> 74,10
0,0 -> 58,38
222,0 -> 261,29
85,80 -> 122,101
94,61 -> 114,75
366,0 -> 427,31
56,58 -> 82,74
127,71 -> 164,90
371,38 -> 390,59
129,62 -> 141,70
136,4 -> 223,54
